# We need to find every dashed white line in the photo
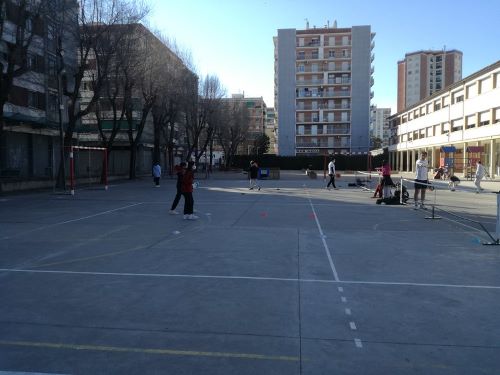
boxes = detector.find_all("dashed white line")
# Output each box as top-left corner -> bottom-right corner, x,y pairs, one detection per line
349,322 -> 357,330
338,287 -> 344,292
341,296 -> 347,303
345,308 -> 351,315
354,338 -> 363,348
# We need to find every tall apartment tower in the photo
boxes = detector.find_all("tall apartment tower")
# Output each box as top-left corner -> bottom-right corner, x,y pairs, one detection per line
397,50 -> 462,112
274,24 -> 375,156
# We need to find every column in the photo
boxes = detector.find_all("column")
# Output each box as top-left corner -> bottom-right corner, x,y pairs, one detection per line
490,139 -> 496,178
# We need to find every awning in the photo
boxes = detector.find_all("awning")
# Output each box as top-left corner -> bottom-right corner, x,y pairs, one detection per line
440,146 -> 456,153
466,146 -> 484,153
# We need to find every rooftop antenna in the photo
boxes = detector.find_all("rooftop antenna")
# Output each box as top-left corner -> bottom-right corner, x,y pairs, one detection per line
305,18 -> 309,29
333,19 -> 337,28
327,20 -> 330,28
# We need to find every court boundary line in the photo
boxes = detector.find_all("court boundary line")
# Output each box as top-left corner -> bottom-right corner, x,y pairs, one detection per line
2,268 -> 499,290
305,188 -> 340,281
2,203 -> 143,240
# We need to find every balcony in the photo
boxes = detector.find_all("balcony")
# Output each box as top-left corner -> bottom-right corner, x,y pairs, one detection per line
296,103 -> 351,110
296,79 -> 324,86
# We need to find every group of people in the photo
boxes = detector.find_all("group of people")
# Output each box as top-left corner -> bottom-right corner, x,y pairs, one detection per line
371,151 -> 488,209
152,161 -> 198,220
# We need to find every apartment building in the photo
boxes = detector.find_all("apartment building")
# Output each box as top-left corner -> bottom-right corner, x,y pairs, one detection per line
274,23 -> 374,156
227,94 -> 267,154
388,60 -> 500,178
265,107 -> 278,154
397,50 -> 462,112
370,106 -> 391,147
1,0 -> 78,182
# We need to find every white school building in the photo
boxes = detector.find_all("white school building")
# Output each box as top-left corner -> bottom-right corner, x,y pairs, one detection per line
388,60 -> 500,178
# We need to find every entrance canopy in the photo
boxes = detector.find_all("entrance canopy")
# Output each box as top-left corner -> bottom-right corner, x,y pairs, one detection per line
466,146 -> 484,153
440,146 -> 456,153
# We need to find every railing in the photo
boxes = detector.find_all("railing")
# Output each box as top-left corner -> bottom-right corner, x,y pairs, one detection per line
297,91 -> 351,98
296,103 -> 351,110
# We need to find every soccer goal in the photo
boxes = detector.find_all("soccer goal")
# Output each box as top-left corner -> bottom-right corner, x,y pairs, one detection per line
68,146 -> 108,195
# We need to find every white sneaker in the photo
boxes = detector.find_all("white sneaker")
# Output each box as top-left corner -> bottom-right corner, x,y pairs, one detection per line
183,214 -> 189,220
413,203 -> 419,210
169,210 -> 179,215
187,214 -> 199,220
420,203 -> 427,210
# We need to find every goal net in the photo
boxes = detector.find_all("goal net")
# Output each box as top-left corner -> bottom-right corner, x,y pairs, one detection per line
68,146 -> 108,195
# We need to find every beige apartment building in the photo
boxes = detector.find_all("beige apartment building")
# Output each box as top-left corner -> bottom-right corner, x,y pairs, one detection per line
397,50 -> 462,112
275,23 -> 374,156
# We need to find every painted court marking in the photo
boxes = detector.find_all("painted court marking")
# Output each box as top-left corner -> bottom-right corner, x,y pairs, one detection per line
0,340 -> 299,362
306,190 -> 340,281
2,203 -> 143,240
2,268 -> 499,290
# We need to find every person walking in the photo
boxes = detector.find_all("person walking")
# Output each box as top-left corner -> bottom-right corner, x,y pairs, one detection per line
414,151 -> 429,209
326,158 -> 338,190
152,162 -> 161,187
169,162 -> 186,215
181,161 -> 198,220
249,161 -> 261,190
380,160 -> 393,199
474,160 -> 485,193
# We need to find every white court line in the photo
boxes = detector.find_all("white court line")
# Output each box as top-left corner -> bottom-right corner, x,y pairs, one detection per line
306,190 -> 340,281
349,322 -> 357,330
1,269 -> 500,290
345,308 -> 352,315
2,203 -> 143,240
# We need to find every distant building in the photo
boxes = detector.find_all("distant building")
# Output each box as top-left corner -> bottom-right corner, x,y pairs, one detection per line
370,106 -> 391,147
397,50 -> 462,112
227,94 -> 266,154
265,107 -> 277,154
274,22 -> 375,156
388,60 -> 500,178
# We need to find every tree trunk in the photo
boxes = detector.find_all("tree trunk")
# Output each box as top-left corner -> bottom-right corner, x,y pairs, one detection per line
129,145 -> 137,180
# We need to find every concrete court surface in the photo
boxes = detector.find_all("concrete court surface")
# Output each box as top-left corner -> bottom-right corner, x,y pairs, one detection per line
1,171 -> 500,374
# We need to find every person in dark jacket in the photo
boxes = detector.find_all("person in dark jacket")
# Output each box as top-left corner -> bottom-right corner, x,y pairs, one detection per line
249,161 -> 261,190
169,162 -> 186,215
181,161 -> 198,220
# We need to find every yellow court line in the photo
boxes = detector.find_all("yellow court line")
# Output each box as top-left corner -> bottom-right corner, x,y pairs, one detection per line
0,340 -> 300,362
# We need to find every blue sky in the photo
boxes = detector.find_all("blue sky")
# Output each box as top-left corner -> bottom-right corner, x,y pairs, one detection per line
148,0 -> 500,113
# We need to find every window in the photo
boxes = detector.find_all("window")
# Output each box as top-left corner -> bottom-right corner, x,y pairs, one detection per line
451,118 -> 463,132
479,111 -> 490,126
48,94 -> 58,114
479,77 -> 492,93
28,91 -> 38,108
434,101 -> 441,111
298,51 -> 305,60
297,125 -> 304,135
493,107 -> 500,123
297,64 -> 305,72
443,95 -> 450,107
442,122 -> 450,134
466,83 -> 477,98
465,114 -> 476,129
452,89 -> 464,104
328,50 -> 335,58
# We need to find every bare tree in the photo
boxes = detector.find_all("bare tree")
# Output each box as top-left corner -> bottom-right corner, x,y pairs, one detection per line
183,74 -> 225,162
55,0 -> 148,187
217,101 -> 250,169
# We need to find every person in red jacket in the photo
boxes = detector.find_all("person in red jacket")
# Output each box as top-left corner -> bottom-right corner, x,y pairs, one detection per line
181,161 -> 198,220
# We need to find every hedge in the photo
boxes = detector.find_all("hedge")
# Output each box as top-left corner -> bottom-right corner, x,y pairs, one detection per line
231,153 -> 387,171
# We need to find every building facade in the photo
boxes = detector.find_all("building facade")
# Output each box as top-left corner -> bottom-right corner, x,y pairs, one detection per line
265,107 -> 277,154
274,23 -> 374,156
397,50 -> 462,112
1,0 -> 78,184
388,60 -> 500,178
370,106 -> 391,147
228,94 -> 267,155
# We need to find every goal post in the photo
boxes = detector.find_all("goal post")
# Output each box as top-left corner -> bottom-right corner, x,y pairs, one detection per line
68,146 -> 108,195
